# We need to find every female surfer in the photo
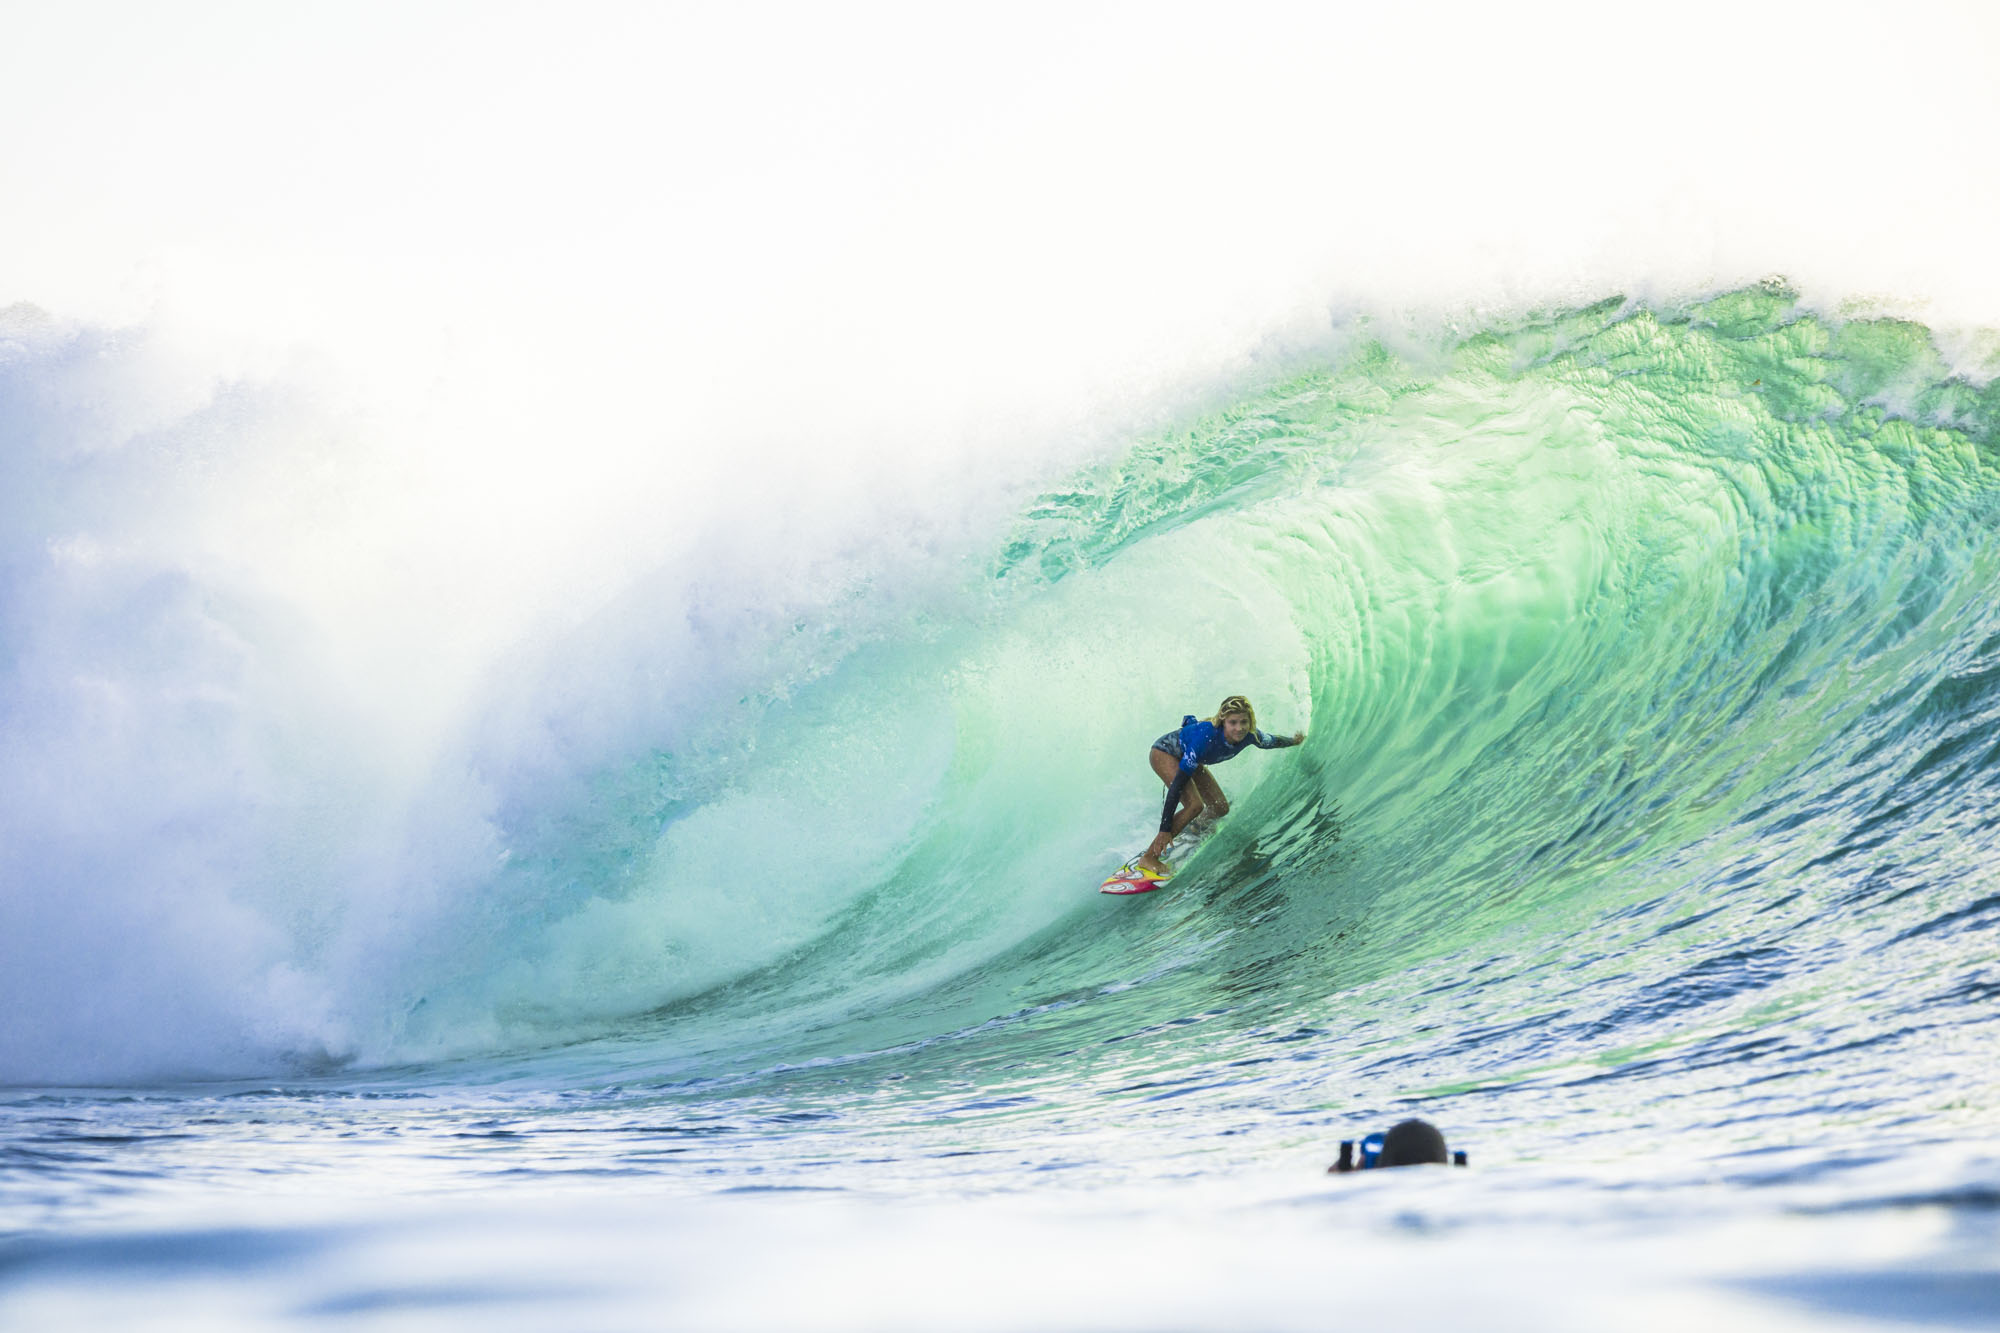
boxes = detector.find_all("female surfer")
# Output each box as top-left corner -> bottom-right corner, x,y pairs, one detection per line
1132,695 -> 1305,878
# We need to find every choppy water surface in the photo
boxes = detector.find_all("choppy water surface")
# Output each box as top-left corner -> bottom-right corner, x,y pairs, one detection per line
5,287 -> 2000,1329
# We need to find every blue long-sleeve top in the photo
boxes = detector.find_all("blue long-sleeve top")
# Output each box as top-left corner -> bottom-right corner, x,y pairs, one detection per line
1157,714 -> 1299,832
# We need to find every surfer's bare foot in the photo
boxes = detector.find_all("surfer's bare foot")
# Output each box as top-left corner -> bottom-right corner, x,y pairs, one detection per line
1134,855 -> 1168,876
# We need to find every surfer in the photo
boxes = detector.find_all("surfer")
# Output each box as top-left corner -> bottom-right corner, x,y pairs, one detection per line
1132,695 -> 1304,878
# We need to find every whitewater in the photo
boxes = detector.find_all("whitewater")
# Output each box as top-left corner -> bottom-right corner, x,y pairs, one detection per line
6,5 -> 2000,1329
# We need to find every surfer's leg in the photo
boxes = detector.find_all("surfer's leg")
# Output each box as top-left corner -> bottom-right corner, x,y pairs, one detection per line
1168,785 -> 1205,834
1191,768 -> 1228,819
1136,830 -> 1180,875
1138,750 -> 1201,874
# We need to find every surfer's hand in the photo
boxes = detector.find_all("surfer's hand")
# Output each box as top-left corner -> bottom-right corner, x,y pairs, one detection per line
1292,731 -> 1306,744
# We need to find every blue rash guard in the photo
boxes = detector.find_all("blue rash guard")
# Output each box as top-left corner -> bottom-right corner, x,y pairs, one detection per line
1153,714 -> 1300,833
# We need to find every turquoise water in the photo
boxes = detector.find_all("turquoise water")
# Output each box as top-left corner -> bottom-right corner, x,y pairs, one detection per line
4,286 -> 2000,1328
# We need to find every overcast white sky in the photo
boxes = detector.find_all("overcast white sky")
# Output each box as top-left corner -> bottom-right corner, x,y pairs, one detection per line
6,3 -> 1998,381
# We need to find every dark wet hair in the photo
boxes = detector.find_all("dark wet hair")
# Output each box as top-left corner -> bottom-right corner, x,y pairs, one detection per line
1378,1118 -> 1449,1167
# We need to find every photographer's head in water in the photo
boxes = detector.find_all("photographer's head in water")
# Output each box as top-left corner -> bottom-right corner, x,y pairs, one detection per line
1329,1118 -> 1464,1172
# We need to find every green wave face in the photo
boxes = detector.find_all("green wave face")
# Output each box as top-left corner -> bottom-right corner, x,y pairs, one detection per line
405,287 -> 2000,1120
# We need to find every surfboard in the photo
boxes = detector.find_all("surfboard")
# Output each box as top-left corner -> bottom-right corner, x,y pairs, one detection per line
1100,863 -> 1171,895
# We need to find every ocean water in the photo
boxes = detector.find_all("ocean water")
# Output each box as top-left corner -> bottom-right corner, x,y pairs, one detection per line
5,285 -> 2000,1329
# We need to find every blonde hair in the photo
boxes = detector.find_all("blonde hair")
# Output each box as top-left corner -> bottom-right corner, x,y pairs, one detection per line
1212,695 -> 1257,731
